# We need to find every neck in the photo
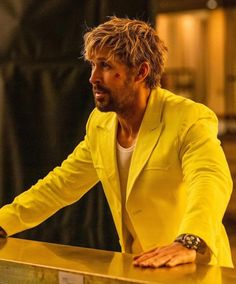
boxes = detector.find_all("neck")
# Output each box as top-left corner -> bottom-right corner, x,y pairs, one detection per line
117,88 -> 151,148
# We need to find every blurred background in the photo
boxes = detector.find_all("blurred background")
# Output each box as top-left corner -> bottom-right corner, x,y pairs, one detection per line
0,0 -> 235,263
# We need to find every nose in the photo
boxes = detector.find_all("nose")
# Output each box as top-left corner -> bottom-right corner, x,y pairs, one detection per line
89,67 -> 101,85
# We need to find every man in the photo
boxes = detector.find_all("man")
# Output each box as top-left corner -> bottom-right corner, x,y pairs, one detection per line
0,17 -> 233,268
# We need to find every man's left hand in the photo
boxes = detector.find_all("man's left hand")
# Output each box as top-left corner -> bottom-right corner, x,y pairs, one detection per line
133,242 -> 196,268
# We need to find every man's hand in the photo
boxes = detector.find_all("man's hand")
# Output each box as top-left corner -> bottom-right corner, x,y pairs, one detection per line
133,242 -> 196,268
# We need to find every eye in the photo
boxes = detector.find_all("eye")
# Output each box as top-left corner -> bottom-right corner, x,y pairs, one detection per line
100,61 -> 111,69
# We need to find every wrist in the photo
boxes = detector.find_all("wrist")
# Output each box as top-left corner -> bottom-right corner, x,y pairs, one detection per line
175,234 -> 207,254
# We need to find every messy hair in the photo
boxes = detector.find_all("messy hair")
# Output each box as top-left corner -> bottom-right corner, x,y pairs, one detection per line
83,16 -> 167,89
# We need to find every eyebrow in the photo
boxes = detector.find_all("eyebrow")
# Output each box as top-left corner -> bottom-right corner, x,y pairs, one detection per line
88,57 -> 113,65
94,57 -> 111,62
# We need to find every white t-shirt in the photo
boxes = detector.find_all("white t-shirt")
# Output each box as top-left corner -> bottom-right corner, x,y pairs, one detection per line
116,141 -> 142,253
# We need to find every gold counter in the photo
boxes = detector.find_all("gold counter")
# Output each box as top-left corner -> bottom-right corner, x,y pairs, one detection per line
0,237 -> 235,283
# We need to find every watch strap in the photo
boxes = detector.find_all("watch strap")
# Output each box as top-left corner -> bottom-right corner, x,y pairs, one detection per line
175,234 -> 207,254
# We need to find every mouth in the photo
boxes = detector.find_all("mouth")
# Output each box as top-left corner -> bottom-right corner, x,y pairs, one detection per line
93,86 -> 109,101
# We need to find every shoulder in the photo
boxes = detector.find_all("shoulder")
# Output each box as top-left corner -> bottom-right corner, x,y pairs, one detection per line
157,88 -> 217,124
151,88 -> 219,139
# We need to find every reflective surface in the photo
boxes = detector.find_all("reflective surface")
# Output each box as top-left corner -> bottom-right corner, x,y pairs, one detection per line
0,237 -> 236,283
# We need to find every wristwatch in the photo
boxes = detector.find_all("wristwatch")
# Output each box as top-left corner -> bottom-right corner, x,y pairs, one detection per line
175,234 -> 207,254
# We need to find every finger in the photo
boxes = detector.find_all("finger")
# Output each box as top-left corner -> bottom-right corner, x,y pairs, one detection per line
149,255 -> 172,268
165,251 -> 196,267
134,254 -> 172,268
134,242 -> 182,262
133,242 -> 181,261
133,248 -> 161,264
134,244 -> 176,264
133,247 -> 157,260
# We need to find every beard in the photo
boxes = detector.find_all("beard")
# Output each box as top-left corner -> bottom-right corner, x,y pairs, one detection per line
93,84 -> 115,112
92,80 -> 136,114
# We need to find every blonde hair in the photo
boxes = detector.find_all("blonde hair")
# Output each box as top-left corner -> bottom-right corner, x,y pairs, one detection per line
83,16 -> 167,89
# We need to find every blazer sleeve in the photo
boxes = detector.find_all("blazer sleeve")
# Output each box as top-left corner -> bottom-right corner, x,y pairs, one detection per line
0,112 -> 99,236
177,105 -> 233,256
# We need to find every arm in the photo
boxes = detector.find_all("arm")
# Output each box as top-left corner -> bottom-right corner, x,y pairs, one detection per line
133,108 -> 232,268
0,108 -> 101,236
0,136 -> 99,236
177,112 -> 232,253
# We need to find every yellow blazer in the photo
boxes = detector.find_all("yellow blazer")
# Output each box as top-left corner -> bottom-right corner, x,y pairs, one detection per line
0,88 -> 233,267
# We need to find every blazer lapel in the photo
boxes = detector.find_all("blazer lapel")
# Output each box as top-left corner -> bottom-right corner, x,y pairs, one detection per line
126,88 -> 165,200
96,114 -> 121,202
94,88 -> 166,204
96,114 -> 125,244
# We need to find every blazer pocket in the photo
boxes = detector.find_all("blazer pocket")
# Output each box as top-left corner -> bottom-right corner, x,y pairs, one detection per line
144,151 -> 173,171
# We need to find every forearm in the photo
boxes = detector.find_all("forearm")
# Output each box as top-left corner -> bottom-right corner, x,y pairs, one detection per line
179,117 -> 232,253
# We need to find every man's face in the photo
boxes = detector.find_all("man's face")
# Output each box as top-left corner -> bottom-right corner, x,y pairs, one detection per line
88,49 -> 137,114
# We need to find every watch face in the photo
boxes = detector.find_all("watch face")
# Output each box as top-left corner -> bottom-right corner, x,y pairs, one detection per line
175,234 -> 206,254
184,234 -> 201,250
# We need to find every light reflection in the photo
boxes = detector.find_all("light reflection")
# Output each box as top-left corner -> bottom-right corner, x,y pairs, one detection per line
207,0 -> 218,10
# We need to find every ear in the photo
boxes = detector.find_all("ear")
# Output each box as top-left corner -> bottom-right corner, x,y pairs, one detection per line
135,62 -> 150,83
